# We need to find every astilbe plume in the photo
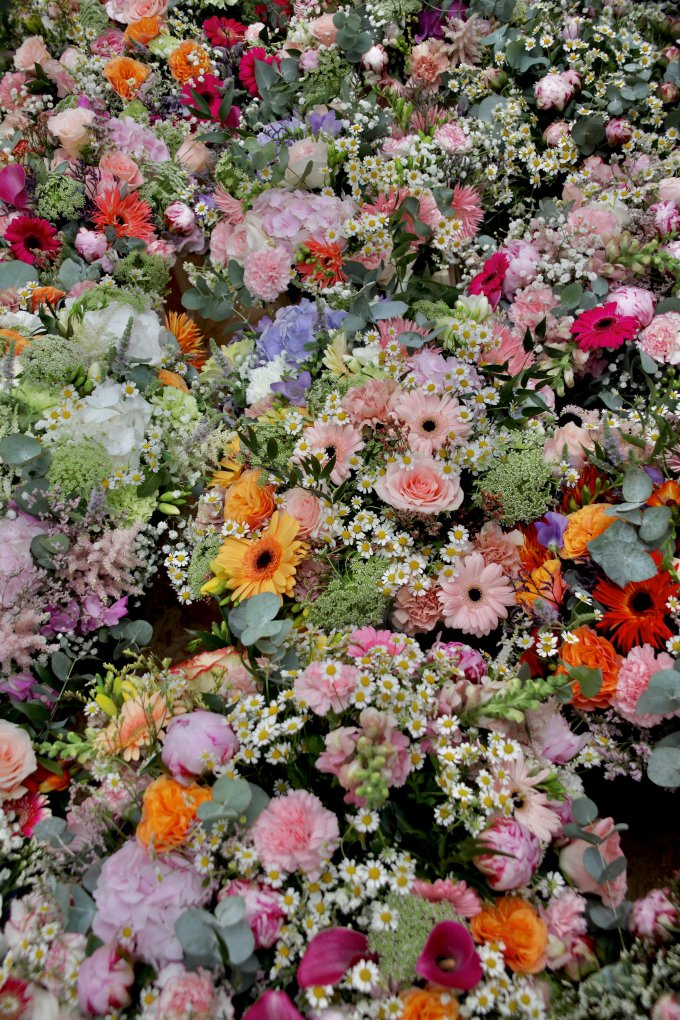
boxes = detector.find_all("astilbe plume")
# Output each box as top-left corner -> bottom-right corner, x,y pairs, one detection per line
64,527 -> 143,599
0,604 -> 52,672
444,15 -> 483,66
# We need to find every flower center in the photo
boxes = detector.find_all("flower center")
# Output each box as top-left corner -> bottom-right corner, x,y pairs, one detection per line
630,590 -> 653,613
324,445 -> 337,458
422,418 -> 437,433
467,586 -> 482,602
595,316 -> 616,330
437,956 -> 460,972
255,549 -> 274,571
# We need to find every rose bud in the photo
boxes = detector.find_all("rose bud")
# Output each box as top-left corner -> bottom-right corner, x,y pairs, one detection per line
482,68 -> 507,90
605,117 -> 632,146
164,201 -> 195,235
543,121 -> 571,146
663,46 -> 680,63
658,82 -> 680,105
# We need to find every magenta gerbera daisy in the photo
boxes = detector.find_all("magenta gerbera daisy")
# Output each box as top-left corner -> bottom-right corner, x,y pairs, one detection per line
467,252 -> 509,309
4,215 -> 61,266
570,302 -> 639,351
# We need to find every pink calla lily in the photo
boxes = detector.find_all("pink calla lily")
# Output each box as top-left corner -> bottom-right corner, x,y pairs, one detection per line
297,927 -> 375,988
242,991 -> 304,1020
0,164 -> 29,209
415,920 -> 483,990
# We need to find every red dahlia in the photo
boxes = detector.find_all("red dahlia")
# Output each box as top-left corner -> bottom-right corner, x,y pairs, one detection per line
4,215 -> 61,266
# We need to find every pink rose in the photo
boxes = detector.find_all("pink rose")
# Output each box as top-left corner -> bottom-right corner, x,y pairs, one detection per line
609,285 -> 656,327
250,789 -> 340,878
169,647 -> 257,696
374,456 -> 463,514
567,204 -> 622,245
559,817 -> 627,907
0,721 -> 36,802
161,710 -> 238,781
476,817 -> 542,890
543,421 -> 595,469
434,121 -> 472,153
77,945 -> 134,1016
210,213 -> 268,268
175,136 -> 210,172
630,888 -> 679,942
127,0 -> 167,18
75,228 -> 108,262
99,150 -> 144,188
14,36 -> 51,72
658,178 -> 680,205
281,488 -> 324,539
534,71 -> 576,111
47,107 -> 95,157
243,246 -> 291,302
284,137 -> 329,190
164,201 -> 195,235
221,880 -> 285,948
638,311 -> 680,366
543,121 -> 570,146
308,13 -> 337,45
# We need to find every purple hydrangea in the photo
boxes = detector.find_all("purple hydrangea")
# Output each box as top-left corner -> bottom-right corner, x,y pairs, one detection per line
256,300 -> 345,367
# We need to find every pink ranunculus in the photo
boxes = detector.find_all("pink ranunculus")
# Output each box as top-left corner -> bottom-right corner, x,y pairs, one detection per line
164,201 -> 195,235
77,944 -> 134,1016
99,150 -> 144,189
161,710 -> 238,781
250,789 -> 340,879
434,121 -> 471,153
609,285 -> 656,327
243,246 -> 291,303
650,200 -> 680,236
47,107 -> 96,157
175,135 -> 210,172
374,456 -> 463,514
543,421 -> 595,469
559,817 -> 627,907
294,660 -> 359,715
281,488 -> 324,540
638,312 -> 680,366
502,240 -> 541,298
613,644 -> 675,727
75,227 -> 108,262
308,13 -> 338,45
0,720 -> 36,802
630,888 -> 679,942
534,71 -> 576,110
476,817 -> 543,890
221,880 -> 285,948
14,36 -> 51,71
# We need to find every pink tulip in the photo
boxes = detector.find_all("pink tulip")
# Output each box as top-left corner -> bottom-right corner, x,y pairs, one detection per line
242,991 -> 304,1020
297,928 -> 374,988
414,921 -> 483,990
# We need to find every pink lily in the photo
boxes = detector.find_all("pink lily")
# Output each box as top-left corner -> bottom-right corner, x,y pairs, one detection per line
242,991 -> 304,1020
415,921 -> 483,990
297,927 -> 375,988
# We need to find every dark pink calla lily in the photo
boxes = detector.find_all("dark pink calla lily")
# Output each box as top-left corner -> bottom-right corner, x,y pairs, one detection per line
242,991 -> 304,1020
0,164 -> 28,209
415,920 -> 483,990
297,927 -> 375,988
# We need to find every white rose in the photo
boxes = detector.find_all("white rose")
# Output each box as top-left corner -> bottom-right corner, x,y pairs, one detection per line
70,380 -> 152,466
67,303 -> 164,365
284,138 -> 329,191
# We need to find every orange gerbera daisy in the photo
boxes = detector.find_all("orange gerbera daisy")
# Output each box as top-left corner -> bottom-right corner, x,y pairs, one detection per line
202,511 -> 307,602
103,55 -> 150,99
648,480 -> 680,510
168,41 -> 212,83
92,187 -> 155,242
593,565 -> 680,652
296,239 -> 347,288
165,310 -> 207,369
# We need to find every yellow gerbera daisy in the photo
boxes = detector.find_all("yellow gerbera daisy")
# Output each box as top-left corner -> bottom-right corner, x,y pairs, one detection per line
202,512 -> 308,602
210,436 -> 243,488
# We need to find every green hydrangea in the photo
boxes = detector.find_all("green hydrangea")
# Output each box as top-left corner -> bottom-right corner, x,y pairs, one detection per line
155,387 -> 200,424
412,299 -> 453,322
305,556 -> 390,630
115,251 -> 171,297
300,51 -> 350,110
48,437 -> 112,500
35,174 -> 85,222
369,894 -> 459,985
215,151 -> 249,196
79,0 -> 110,37
19,336 -> 84,386
139,161 -> 190,212
474,438 -> 555,526
106,484 -> 157,526
187,535 -> 223,598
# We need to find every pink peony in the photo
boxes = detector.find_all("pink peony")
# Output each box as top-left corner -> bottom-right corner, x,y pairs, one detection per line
169,647 -> 257,696
362,43 -> 388,73
221,880 -> 285,948
476,817 -> 542,890
559,817 -> 627,908
430,640 -> 487,681
524,702 -> 589,764
609,285 -> 656,327
630,888 -> 679,942
614,644 -> 675,727
0,512 -> 45,608
652,995 -> 680,1020
390,586 -> 441,636
161,710 -> 238,781
374,456 -> 463,514
534,71 -> 578,110
294,660 -> 360,715
649,200 -> 680,236
543,121 -> 571,146
502,240 -> 541,298
638,311 -> 680,365
605,117 -> 633,146
75,227 -> 108,262
0,720 -> 36,802
243,246 -> 291,303
77,945 -> 134,1016
437,552 -> 515,637
164,201 -> 195,235
658,178 -> 680,205
412,878 -> 482,917
250,789 -> 340,878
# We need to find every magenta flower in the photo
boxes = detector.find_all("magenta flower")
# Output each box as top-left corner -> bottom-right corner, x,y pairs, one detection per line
414,921 -> 483,990
297,927 -> 373,988
242,991 -> 304,1020
0,164 -> 28,208
467,252 -> 509,308
570,302 -> 639,352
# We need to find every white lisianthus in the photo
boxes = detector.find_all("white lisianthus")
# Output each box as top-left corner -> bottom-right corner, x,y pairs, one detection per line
69,380 -> 152,467
66,302 -> 165,365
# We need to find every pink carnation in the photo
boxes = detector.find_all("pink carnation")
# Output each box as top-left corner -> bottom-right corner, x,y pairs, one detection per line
390,586 -> 441,636
243,246 -> 291,303
507,284 -> 560,334
434,121 -> 471,153
638,312 -> 680,365
472,522 -> 523,576
250,789 -> 340,878
341,378 -> 397,426
630,888 -> 679,942
613,644 -> 675,727
412,879 -> 482,918
294,660 -> 360,714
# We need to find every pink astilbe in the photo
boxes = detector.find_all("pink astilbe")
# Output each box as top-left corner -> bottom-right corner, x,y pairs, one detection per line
0,603 -> 52,672
64,526 -> 143,598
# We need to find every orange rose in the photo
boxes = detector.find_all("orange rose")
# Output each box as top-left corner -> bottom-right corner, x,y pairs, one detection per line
1,328 -> 30,355
31,286 -> 65,310
555,625 -> 620,711
167,41 -> 211,83
561,503 -> 614,560
471,896 -> 548,975
136,775 -> 211,853
401,987 -> 459,1020
124,16 -> 162,45
104,56 -> 150,99
516,558 -> 565,612
157,368 -> 189,392
223,469 -> 276,530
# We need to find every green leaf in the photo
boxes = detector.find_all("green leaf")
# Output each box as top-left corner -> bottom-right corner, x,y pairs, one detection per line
647,745 -> 680,788
568,666 -> 602,698
370,300 -> 409,321
636,668 -> 680,715
622,466 -> 653,503
572,797 -> 598,826
33,816 -> 74,848
242,783 -> 270,825
588,519 -> 657,587
639,506 -> 673,544
175,909 -> 220,967
0,434 -> 42,466
211,776 -> 253,813
220,920 -> 255,965
109,619 -> 153,647
589,902 -> 629,930
215,896 -> 245,928
65,885 -> 95,934
571,115 -> 606,154
0,261 -> 39,290
51,651 -> 73,681
599,856 -> 626,883
584,846 -> 604,881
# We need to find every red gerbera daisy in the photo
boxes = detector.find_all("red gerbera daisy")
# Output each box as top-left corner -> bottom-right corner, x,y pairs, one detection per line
203,15 -> 246,47
239,47 -> 280,97
92,187 -> 155,242
570,302 -> 639,352
593,562 -> 680,652
4,215 -> 61,266
467,252 -> 509,309
0,976 -> 31,1020
296,239 -> 347,288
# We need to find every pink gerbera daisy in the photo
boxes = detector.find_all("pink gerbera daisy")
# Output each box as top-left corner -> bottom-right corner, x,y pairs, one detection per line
506,757 -> 562,842
438,552 -> 515,637
396,389 -> 471,454
450,184 -> 484,239
302,422 -> 365,484
570,302 -> 639,351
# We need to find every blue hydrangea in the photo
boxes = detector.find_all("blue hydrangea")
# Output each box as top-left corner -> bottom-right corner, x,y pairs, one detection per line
255,300 -> 345,367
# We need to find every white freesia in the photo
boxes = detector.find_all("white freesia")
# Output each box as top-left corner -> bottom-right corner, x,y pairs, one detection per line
69,380 -> 152,467
66,302 -> 165,365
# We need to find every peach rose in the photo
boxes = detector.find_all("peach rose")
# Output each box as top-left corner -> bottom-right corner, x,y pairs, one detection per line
124,16 -> 162,44
560,817 -> 627,907
47,107 -> 96,157
281,488 -> 324,539
223,469 -> 276,530
136,775 -> 211,853
543,422 -> 596,470
98,692 -> 172,761
555,625 -> 620,711
169,647 -> 258,695
99,150 -> 144,188
561,503 -> 614,559
14,36 -> 51,72
308,13 -> 338,45
375,457 -> 464,515
175,135 -> 210,173
127,0 -> 167,19
0,720 -> 36,802
471,896 -> 548,974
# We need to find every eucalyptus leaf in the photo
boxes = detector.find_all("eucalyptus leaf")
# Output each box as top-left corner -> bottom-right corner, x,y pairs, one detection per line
647,745 -> 680,787
214,895 -> 246,928
0,261 -> 39,289
568,666 -> 602,698
0,434 -> 42,466
639,506 -> 673,545
622,466 -> 653,503
64,885 -> 95,935
636,668 -> 680,715
587,519 -> 656,587
584,846 -> 605,881
220,920 -> 256,965
571,797 -> 598,826
175,909 -> 220,967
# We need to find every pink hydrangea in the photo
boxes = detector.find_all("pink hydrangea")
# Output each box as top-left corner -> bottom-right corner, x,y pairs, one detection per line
250,789 -> 340,878
243,246 -> 291,303
613,644 -> 675,727
250,189 -> 355,250
293,660 -> 360,715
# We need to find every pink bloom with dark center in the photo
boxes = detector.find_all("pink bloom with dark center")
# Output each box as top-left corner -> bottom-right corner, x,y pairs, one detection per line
302,422 -> 365,484
415,921 -> 483,990
570,302 -> 639,351
395,389 -> 471,454
437,552 -> 515,637
412,878 -> 482,918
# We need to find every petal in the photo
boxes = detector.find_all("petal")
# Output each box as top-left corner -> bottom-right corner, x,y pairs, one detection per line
297,927 -> 370,988
415,921 -> 483,991
242,991 -> 304,1020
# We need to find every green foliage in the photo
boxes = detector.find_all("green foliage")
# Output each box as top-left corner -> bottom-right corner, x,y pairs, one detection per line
114,251 -> 171,296
474,438 -> 554,526
138,160 -> 189,213
299,50 -> 350,109
215,150 -> 250,195
187,535 -> 223,598
35,174 -> 85,222
48,437 -> 112,500
369,894 -> 459,985
412,299 -> 453,322
228,593 -> 293,658
305,556 -> 390,631
18,335 -> 85,386
588,518 -> 656,587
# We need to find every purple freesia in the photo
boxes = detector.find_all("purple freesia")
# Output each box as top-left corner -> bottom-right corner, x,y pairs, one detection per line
270,371 -> 312,403
414,920 -> 483,990
0,164 -> 29,209
308,110 -> 343,137
80,594 -> 128,632
242,991 -> 304,1020
535,511 -> 568,550
297,927 -> 373,988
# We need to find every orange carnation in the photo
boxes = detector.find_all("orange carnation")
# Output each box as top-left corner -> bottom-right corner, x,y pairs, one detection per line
168,41 -> 211,83
561,503 -> 614,560
223,469 -> 276,530
471,896 -> 548,975
104,56 -> 150,99
555,625 -> 620,711
136,775 -> 211,853
124,16 -> 162,45
31,286 -> 65,310
401,987 -> 460,1020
